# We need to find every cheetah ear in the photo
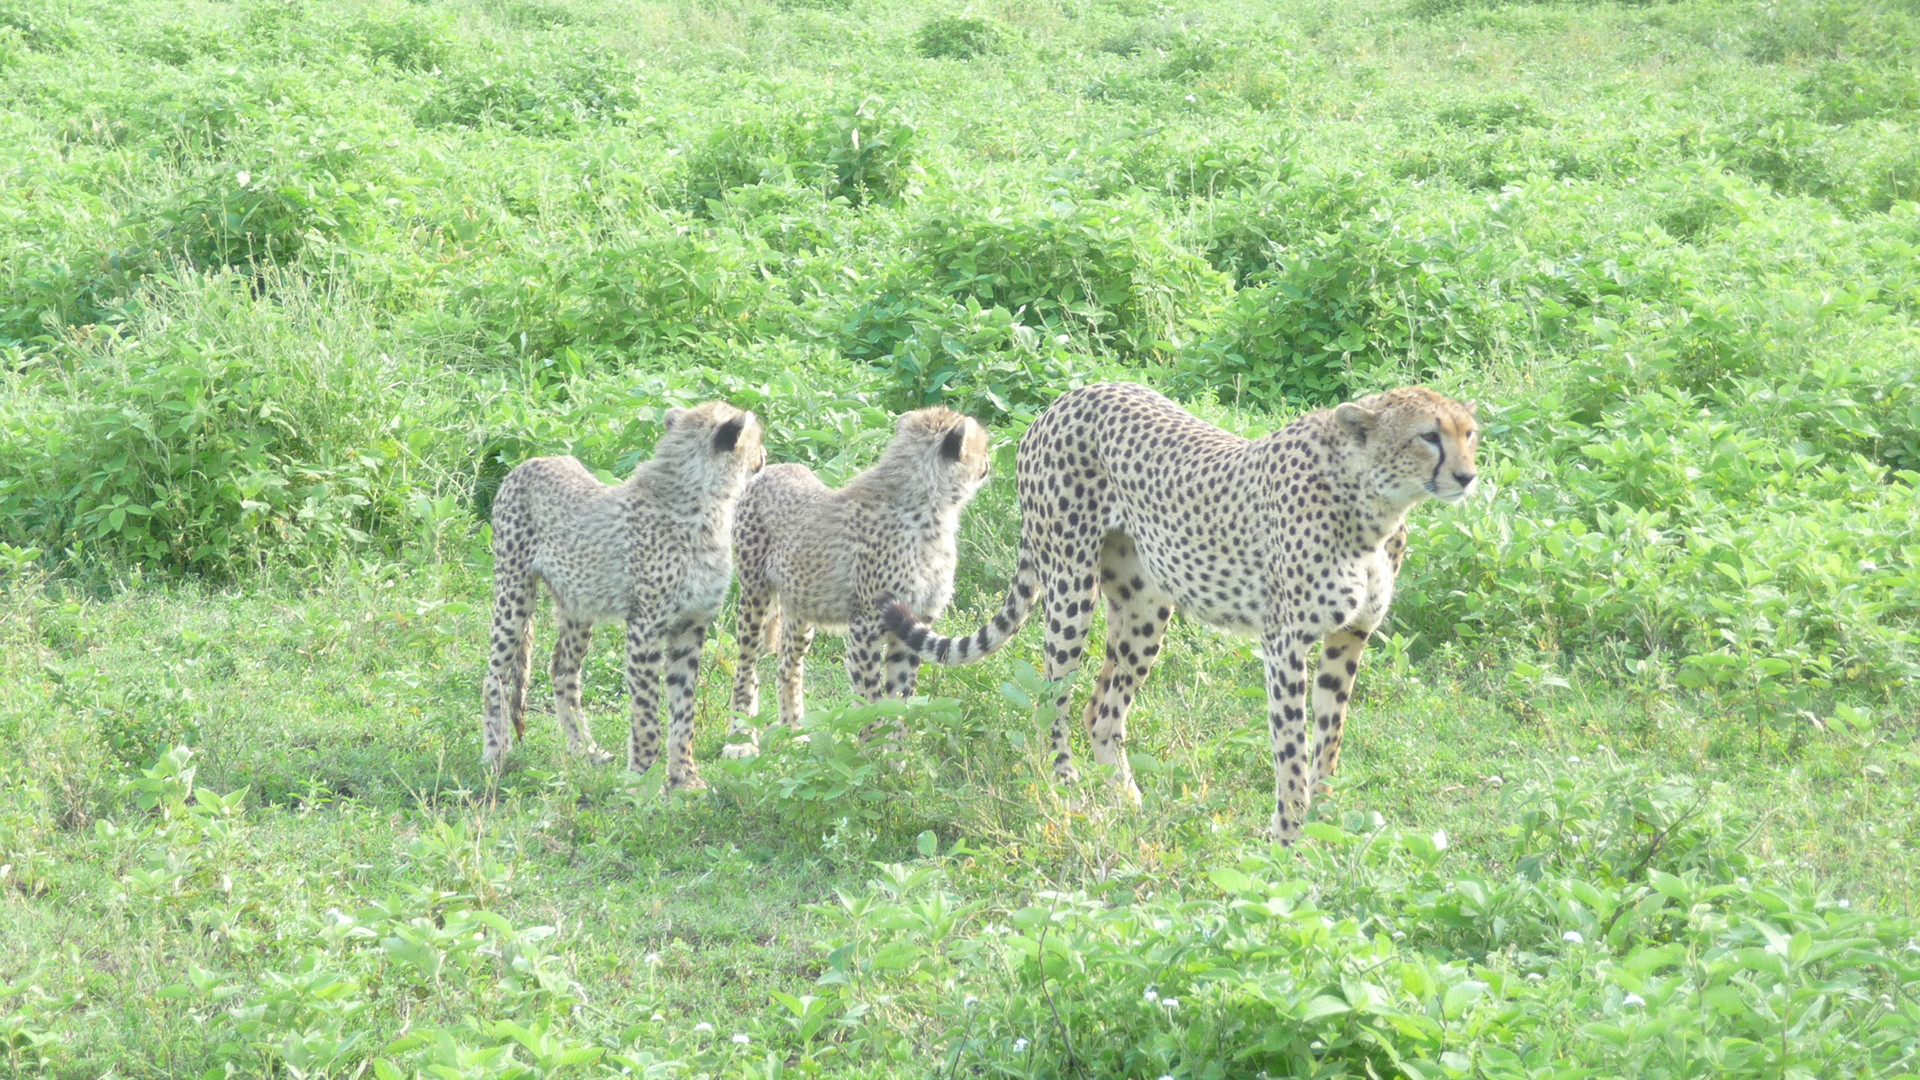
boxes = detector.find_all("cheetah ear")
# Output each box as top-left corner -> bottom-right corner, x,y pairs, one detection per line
662,407 -> 688,431
1464,400 -> 1480,418
1334,402 -> 1378,443
939,427 -> 964,462
712,415 -> 746,454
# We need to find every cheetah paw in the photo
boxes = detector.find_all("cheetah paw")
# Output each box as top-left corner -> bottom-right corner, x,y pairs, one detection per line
670,775 -> 709,792
721,741 -> 759,760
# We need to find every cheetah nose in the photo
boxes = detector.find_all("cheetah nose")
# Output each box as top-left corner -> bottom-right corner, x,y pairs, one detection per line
1453,471 -> 1477,488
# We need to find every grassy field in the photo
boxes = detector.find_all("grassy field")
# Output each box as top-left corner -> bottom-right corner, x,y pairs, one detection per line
3,0 -> 1919,1074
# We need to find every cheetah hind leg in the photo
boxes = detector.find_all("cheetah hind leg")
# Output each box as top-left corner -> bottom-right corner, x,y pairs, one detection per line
773,612 -> 815,748
723,586 -> 777,760
848,615 -> 907,756
551,613 -> 615,765
481,565 -> 536,768
1082,546 -> 1173,809
508,607 -> 534,740
1040,559 -> 1103,788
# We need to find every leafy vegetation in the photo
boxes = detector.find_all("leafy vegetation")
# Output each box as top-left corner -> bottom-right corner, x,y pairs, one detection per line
2,0 -> 1917,1074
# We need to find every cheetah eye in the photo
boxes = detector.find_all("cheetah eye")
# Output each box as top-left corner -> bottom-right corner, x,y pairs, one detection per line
1419,432 -> 1442,446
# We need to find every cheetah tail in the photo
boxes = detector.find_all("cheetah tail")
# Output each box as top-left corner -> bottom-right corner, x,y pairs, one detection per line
878,557 -> 1039,666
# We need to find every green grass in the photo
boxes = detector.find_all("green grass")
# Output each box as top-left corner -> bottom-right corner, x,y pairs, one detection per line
3,0 -> 1919,1073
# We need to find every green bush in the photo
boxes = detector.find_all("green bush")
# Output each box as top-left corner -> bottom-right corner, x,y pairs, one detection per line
913,15 -> 1006,60
142,166 -> 352,271
813,767 -> 1915,1080
682,96 -> 919,209
1178,190 -> 1581,409
0,0 -> 77,51
1433,95 -> 1548,132
348,9 -> 448,71
863,193 -> 1228,361
414,42 -> 640,133
0,274 -> 457,576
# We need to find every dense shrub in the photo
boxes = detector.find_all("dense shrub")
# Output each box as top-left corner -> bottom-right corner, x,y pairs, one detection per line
0,0 -> 76,51
414,42 -> 641,133
0,342 -> 384,575
348,9 -> 448,70
808,764 -> 1915,1080
913,14 -> 1005,59
861,194 -> 1228,361
682,97 -> 919,209
142,167 -> 348,271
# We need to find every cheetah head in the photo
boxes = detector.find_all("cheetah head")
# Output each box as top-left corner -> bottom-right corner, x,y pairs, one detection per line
660,401 -> 766,486
1334,387 -> 1480,508
888,406 -> 991,504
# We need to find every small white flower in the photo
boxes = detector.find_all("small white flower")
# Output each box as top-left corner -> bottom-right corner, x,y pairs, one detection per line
1185,94 -> 1196,103
693,1022 -> 714,1034
1161,998 -> 1180,1009
1622,993 -> 1646,1008
1526,973 -> 1544,982
651,1013 -> 665,1022
964,996 -> 981,1009
1563,931 -> 1584,944
1013,1038 -> 1030,1052
1568,756 -> 1581,764
236,170 -> 251,188
645,952 -> 662,964
1839,899 -> 1851,909
731,1033 -> 751,1045
1144,988 -> 1159,1003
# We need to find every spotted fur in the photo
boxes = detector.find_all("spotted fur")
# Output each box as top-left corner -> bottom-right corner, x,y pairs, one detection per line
726,408 -> 990,755
880,382 -> 1479,843
481,402 -> 766,786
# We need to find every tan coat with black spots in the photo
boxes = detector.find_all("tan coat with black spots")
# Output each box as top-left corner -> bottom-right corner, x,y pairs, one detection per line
727,407 -> 990,755
481,402 -> 766,786
881,382 -> 1479,843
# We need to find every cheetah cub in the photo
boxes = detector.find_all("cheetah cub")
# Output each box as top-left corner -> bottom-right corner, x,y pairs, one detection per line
881,382 -> 1479,844
725,407 -> 991,757
481,402 -> 766,786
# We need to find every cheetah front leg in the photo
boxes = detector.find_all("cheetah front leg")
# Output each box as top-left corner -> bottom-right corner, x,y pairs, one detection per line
624,624 -> 667,779
481,567 -> 537,767
1310,628 -> 1372,795
1262,619 -> 1317,845
662,619 -> 710,790
551,613 -> 614,764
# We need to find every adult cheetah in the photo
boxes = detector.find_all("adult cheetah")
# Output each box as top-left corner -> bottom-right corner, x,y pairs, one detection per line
726,407 -> 990,755
482,402 -> 766,786
881,382 -> 1479,842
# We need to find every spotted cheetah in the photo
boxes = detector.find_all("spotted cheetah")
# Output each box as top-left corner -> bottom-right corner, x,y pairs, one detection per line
881,382 -> 1479,843
481,402 -> 766,786
726,407 -> 991,755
